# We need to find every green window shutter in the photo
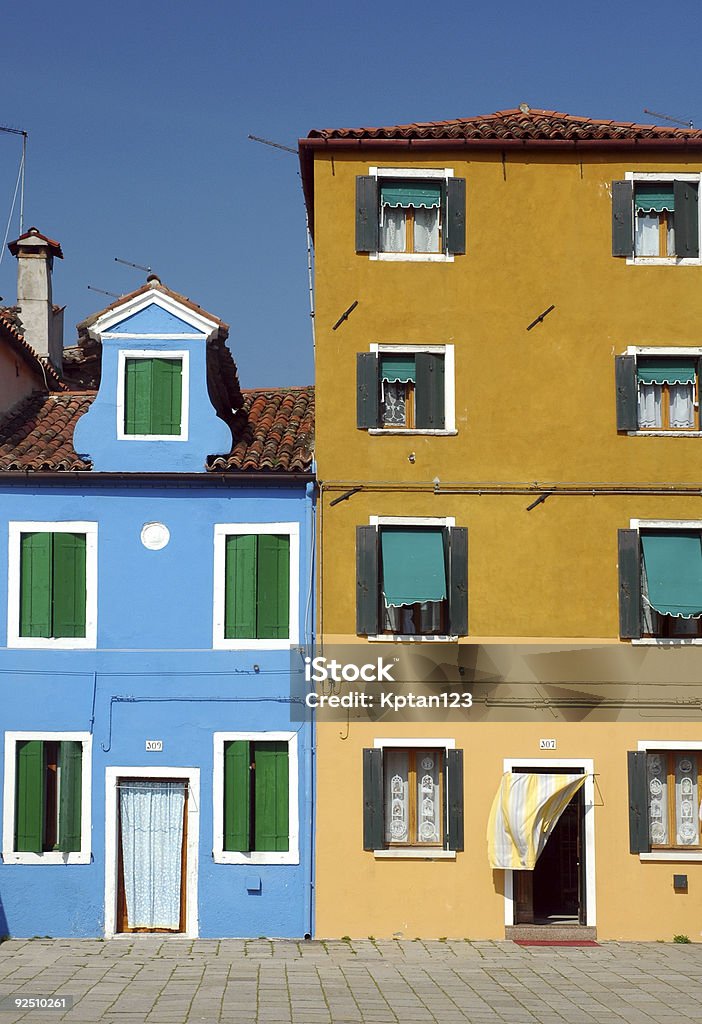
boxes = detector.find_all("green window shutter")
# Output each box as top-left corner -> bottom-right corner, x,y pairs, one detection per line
357,353 -> 380,429
356,176 -> 379,253
356,526 -> 379,636
627,751 -> 650,853
362,748 -> 384,850
618,529 -> 642,640
256,535 -> 290,640
225,535 -> 258,638
673,180 -> 699,258
150,358 -> 183,435
15,740 -> 44,853
253,742 -> 289,852
446,178 -> 466,255
19,532 -> 52,638
615,355 -> 638,431
124,358 -> 152,435
448,527 -> 469,636
445,748 -> 464,852
57,741 -> 83,853
415,353 -> 445,429
224,740 -> 251,851
52,533 -> 87,639
612,181 -> 634,256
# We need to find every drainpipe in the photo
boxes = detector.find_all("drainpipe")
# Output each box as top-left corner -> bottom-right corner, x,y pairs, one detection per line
304,480 -> 316,939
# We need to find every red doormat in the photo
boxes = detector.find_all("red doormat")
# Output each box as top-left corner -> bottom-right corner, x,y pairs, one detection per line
514,940 -> 600,947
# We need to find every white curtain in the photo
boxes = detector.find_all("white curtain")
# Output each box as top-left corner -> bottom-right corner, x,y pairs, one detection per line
638,383 -> 662,427
120,781 -> 186,930
384,749 -> 409,843
635,213 -> 661,256
415,749 -> 440,843
669,383 -> 695,428
380,207 -> 406,252
414,207 -> 440,253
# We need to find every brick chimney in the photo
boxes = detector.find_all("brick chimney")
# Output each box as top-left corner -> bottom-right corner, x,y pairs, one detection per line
8,227 -> 64,372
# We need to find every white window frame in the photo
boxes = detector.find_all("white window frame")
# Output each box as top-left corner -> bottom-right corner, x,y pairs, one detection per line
367,515 -> 457,643
116,349 -> 190,442
2,731 -> 92,865
637,741 -> 702,860
212,731 -> 299,865
7,521 -> 98,650
630,519 -> 702,645
624,172 -> 702,267
372,737 -> 456,859
212,522 -> 300,650
368,343 -> 456,435
624,346 -> 702,436
369,166 -> 455,263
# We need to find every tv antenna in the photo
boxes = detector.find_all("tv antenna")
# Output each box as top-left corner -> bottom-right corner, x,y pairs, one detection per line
87,285 -> 120,299
115,256 -> 153,274
643,108 -> 694,128
0,124 -> 28,268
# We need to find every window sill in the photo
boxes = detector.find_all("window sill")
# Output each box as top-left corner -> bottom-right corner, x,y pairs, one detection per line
625,257 -> 702,267
2,851 -> 90,865
626,430 -> 702,437
640,851 -> 702,861
212,638 -> 296,650
631,638 -> 702,645
366,634 -> 459,643
213,850 -> 300,866
117,434 -> 188,442
373,849 -> 456,860
369,253 -> 454,263
368,429 -> 457,436
7,637 -> 95,650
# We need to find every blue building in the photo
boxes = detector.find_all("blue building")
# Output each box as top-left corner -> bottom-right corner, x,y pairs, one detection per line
0,232 -> 315,938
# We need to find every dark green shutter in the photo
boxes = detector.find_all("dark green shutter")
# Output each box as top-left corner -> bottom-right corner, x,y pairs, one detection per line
52,533 -> 86,639
415,353 -> 445,429
627,751 -> 650,853
124,358 -> 152,434
253,742 -> 289,852
151,358 -> 183,435
256,535 -> 290,640
356,526 -> 379,636
15,740 -> 44,853
612,181 -> 634,256
445,749 -> 464,852
57,741 -> 82,853
357,353 -> 380,429
225,535 -> 258,638
615,355 -> 638,431
224,740 -> 251,851
362,748 -> 384,850
19,532 -> 52,637
448,528 -> 468,636
356,176 -> 379,253
618,529 -> 642,640
446,178 -> 466,255
674,180 -> 699,258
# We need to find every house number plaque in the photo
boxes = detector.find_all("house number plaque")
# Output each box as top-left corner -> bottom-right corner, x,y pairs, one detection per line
145,740 -> 163,752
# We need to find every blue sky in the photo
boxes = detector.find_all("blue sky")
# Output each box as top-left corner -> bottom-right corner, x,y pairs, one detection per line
1,0 -> 700,387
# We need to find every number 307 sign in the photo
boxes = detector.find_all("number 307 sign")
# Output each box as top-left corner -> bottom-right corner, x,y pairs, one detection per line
539,738 -> 557,750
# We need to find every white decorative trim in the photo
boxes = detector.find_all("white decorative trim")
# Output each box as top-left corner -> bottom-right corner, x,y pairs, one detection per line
7,522 -> 98,649
116,350 -> 189,442
624,172 -> 702,267
101,333 -> 204,340
369,343 -> 456,434
212,523 -> 300,649
104,766 -> 200,938
212,731 -> 299,865
502,757 -> 596,928
370,516 -> 456,527
374,737 -> 455,749
370,253 -> 454,263
626,346 -> 702,355
374,849 -> 456,859
2,732 -> 92,865
640,851 -> 702,861
367,634 -> 459,643
90,290 -> 219,339
628,431 -> 702,437
369,167 -> 454,179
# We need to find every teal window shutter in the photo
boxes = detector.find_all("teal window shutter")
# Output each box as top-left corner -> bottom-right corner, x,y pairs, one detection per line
224,535 -> 258,638
150,358 -> 183,435
52,533 -> 87,638
256,535 -> 290,640
15,740 -> 45,853
19,532 -> 52,637
224,740 -> 251,851
57,741 -> 83,852
253,742 -> 289,852
380,528 -> 447,607
124,358 -> 152,435
641,531 -> 702,618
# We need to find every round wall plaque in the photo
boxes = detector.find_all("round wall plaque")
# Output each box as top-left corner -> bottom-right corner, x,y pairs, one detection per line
141,522 -> 170,550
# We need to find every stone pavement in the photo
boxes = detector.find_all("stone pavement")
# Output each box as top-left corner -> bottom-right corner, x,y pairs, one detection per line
0,937 -> 701,1024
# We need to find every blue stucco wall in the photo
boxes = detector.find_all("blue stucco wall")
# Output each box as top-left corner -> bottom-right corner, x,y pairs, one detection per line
0,478 -> 314,938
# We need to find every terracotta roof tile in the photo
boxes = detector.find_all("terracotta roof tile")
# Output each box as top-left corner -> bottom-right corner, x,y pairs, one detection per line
0,312 -> 67,391
305,107 -> 702,142
0,392 -> 94,471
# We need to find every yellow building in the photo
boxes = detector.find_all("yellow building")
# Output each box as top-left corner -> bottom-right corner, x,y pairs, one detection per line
300,107 -> 702,940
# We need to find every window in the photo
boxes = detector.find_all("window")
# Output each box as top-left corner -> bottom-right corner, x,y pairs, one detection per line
357,347 -> 455,433
612,176 -> 700,262
117,351 -> 189,440
628,745 -> 702,857
2,732 -> 91,864
7,522 -> 97,648
213,732 -> 299,864
615,353 -> 700,432
356,170 -> 465,259
213,524 -> 299,649
618,524 -> 702,640
356,519 -> 467,638
363,743 -> 463,856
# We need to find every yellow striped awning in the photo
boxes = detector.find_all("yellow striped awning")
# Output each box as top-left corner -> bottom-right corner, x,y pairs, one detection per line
487,772 -> 587,870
